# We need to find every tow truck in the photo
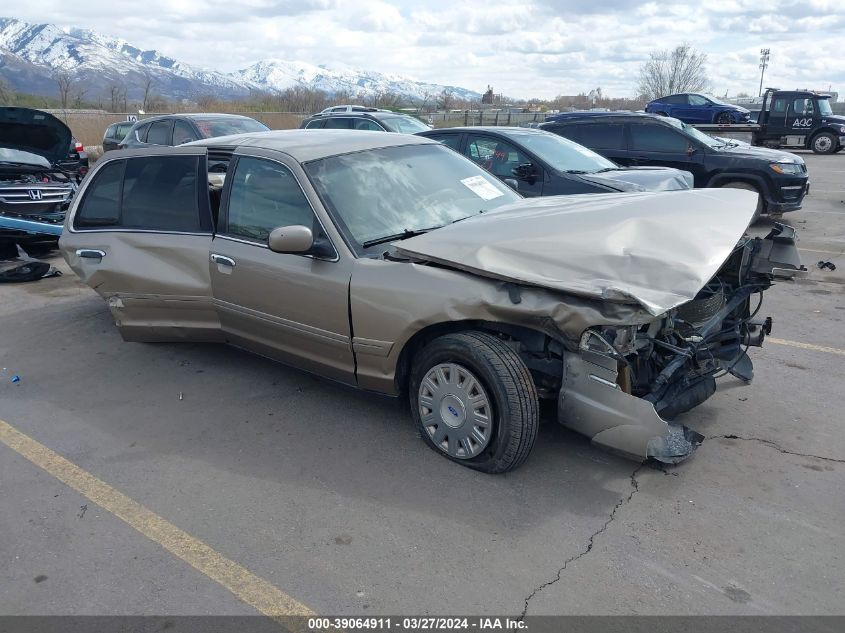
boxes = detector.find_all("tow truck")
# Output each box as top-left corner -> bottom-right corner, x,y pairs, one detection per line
694,89 -> 845,154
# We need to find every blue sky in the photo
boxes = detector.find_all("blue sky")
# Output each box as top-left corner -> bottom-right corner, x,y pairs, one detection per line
8,0 -> 845,99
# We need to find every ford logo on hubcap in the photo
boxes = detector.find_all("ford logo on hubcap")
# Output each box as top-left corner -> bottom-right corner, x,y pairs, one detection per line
447,405 -> 459,417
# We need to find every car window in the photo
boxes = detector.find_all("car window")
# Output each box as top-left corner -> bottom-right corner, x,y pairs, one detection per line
193,117 -> 268,138
305,119 -> 326,129
664,95 -> 686,105
688,95 -> 708,106
226,157 -> 317,242
173,120 -> 198,145
378,116 -> 429,134
791,99 -> 814,116
116,122 -> 134,139
133,122 -> 151,143
465,136 -> 531,178
105,124 -> 116,138
74,161 -> 124,227
75,156 -> 204,232
305,144 -> 520,249
146,120 -> 172,145
323,118 -> 353,130
426,134 -> 461,151
511,131 -> 616,172
772,98 -> 787,113
352,119 -> 384,131
575,123 -> 626,150
630,123 -> 689,153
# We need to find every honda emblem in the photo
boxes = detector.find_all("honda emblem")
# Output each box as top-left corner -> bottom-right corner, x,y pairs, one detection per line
28,190 -> 43,201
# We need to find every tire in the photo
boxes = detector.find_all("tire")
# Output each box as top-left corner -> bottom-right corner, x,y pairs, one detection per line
720,181 -> 764,222
715,112 -> 733,124
811,132 -> 836,154
409,332 -> 538,474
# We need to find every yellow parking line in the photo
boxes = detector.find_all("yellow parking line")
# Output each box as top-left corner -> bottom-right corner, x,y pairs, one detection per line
767,338 -> 845,357
798,248 -> 844,256
0,418 -> 314,622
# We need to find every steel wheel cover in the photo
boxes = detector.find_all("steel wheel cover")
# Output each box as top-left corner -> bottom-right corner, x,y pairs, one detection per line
814,136 -> 832,152
418,363 -> 493,459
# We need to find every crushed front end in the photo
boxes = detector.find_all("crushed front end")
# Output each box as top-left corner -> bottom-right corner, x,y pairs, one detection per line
559,224 -> 804,463
0,168 -> 73,250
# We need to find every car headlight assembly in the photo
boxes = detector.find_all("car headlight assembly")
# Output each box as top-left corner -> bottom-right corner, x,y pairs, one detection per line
769,162 -> 803,175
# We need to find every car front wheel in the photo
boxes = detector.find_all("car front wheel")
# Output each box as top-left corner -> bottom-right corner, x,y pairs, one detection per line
410,332 -> 538,473
715,112 -> 734,124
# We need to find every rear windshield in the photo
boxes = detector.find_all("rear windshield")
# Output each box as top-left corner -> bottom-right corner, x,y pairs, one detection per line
378,116 -> 430,134
509,131 -> 616,172
193,118 -> 269,138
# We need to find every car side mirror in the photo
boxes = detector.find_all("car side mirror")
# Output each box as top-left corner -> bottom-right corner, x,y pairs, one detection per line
687,144 -> 698,156
513,162 -> 537,183
268,225 -> 314,254
503,178 -> 519,191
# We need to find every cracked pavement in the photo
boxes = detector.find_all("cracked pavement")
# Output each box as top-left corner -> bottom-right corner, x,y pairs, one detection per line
1,152 -> 843,616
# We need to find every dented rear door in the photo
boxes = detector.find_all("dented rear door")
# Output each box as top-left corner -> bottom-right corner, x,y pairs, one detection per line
60,147 -> 221,341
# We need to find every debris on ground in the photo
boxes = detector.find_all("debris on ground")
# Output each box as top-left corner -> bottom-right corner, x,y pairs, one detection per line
0,244 -> 62,283
817,261 -> 836,271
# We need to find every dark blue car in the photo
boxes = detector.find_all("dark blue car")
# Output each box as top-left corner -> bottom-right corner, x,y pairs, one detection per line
645,93 -> 751,124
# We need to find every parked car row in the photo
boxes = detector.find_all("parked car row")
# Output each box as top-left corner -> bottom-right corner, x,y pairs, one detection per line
3,105 -> 808,473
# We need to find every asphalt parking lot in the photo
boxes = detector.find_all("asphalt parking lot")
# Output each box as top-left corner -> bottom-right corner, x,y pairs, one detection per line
1,152 -> 843,618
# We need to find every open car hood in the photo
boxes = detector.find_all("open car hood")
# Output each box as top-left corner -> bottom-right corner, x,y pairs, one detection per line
0,107 -> 73,167
395,189 -> 757,316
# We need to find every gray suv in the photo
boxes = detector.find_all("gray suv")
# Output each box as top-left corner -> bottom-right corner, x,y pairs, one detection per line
300,111 -> 430,134
120,113 -> 268,149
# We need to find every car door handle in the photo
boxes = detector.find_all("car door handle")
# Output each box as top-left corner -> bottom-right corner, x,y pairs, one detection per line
210,254 -> 236,267
76,249 -> 105,259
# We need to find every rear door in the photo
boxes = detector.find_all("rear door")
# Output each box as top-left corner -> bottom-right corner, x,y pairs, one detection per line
686,95 -> 711,123
145,119 -> 174,146
568,122 -> 628,164
627,121 -> 707,183
60,147 -> 219,340
765,95 -> 790,138
208,148 -> 355,384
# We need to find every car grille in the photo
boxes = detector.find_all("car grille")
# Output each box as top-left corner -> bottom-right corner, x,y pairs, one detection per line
0,184 -> 74,216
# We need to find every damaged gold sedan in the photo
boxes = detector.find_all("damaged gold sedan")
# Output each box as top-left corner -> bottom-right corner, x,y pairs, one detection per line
60,131 -> 802,473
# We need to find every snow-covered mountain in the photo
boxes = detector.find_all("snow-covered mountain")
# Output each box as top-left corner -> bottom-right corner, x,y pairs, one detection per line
0,17 -> 481,104
235,59 -> 481,102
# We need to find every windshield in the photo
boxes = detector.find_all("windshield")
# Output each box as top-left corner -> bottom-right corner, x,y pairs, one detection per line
194,117 -> 269,138
379,116 -> 430,134
511,131 -> 617,172
662,116 -> 724,148
818,99 -> 833,116
305,144 -> 520,248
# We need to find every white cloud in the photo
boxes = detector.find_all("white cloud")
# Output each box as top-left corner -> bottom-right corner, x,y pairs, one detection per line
3,0 -> 844,99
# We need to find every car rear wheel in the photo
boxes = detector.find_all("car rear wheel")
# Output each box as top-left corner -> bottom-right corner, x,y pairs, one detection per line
715,112 -> 734,124
811,132 -> 836,154
720,181 -> 764,222
410,332 -> 538,473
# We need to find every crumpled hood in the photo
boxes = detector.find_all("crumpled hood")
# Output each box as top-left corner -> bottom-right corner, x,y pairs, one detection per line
577,167 -> 693,192
395,189 -> 757,316
0,107 -> 72,166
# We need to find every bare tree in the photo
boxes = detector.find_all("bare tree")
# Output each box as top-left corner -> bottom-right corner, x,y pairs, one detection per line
54,71 -> 75,109
108,81 -> 127,112
0,77 -> 14,104
140,73 -> 156,112
437,88 -> 455,111
637,44 -> 711,101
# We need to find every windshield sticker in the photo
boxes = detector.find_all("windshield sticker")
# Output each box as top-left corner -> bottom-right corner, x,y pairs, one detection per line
460,176 -> 504,200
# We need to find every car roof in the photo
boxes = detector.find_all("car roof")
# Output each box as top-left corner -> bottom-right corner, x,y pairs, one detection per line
131,113 -> 259,125
419,126 -> 549,137
306,110 -> 415,121
187,129 -> 436,162
543,111 -> 654,123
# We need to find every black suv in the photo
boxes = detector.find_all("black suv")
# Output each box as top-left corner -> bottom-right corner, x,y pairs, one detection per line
300,110 -> 430,134
540,112 -> 809,218
120,113 -> 268,149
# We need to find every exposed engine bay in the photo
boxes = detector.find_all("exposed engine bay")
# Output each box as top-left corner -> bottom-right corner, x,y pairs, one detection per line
0,166 -> 75,250
560,224 -> 804,463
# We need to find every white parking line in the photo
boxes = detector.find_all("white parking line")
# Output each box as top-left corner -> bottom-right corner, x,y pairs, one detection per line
767,338 -> 845,357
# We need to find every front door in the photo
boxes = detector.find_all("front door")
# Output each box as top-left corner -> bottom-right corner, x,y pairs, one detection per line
59,147 -> 219,341
464,134 -> 544,196
209,150 -> 355,384
627,121 -> 707,185
786,96 -> 820,138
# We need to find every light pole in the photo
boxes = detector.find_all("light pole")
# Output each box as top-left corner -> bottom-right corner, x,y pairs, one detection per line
758,48 -> 770,97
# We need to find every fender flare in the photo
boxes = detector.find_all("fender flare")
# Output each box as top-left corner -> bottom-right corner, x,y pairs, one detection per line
705,171 -> 771,199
